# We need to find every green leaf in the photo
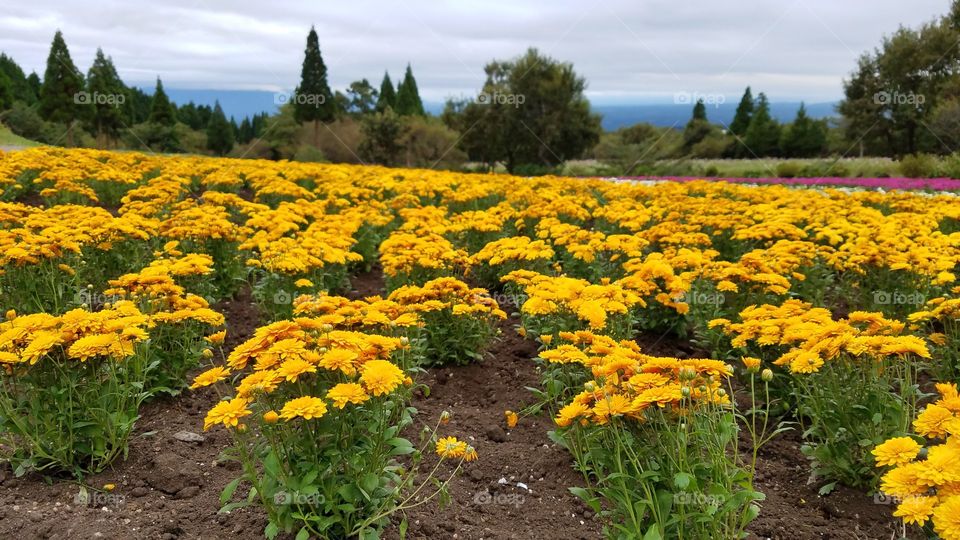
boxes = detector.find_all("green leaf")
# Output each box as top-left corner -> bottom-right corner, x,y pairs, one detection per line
643,525 -> 663,540
399,518 -> 408,540
264,522 -> 279,540
818,482 -> 837,496
295,527 -> 310,540
360,473 -> 379,495
220,477 -> 242,505
673,472 -> 692,490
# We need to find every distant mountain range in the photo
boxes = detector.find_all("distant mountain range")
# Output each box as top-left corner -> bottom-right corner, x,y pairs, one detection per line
156,88 -> 838,131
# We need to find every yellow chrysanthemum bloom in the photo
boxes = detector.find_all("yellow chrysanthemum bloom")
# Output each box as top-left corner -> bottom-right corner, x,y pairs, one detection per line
190,366 -> 231,389
436,436 -> 467,459
326,383 -> 370,409
279,396 -> 328,421
893,495 -> 937,526
203,398 -> 252,430
873,437 -> 922,467
275,357 -> 317,382
360,359 -> 405,396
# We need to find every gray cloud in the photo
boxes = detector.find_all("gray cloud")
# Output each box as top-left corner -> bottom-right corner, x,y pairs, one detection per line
0,0 -> 951,103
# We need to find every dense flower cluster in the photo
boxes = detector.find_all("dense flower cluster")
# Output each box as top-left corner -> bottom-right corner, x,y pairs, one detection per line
874,383 -> 960,538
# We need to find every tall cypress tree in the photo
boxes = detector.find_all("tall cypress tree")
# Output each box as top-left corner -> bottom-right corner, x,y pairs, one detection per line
39,30 -> 85,146
376,72 -> 397,112
148,78 -> 177,126
206,101 -> 235,156
293,26 -> 336,144
743,92 -> 781,157
395,64 -> 424,116
86,48 -> 127,146
729,87 -> 754,136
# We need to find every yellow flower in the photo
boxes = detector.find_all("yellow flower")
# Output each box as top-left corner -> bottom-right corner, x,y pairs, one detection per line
203,398 -> 252,430
103,483 -> 116,492
263,410 -> 279,424
294,278 -> 314,288
893,495 -> 937,526
933,495 -> 960,540
326,383 -> 370,408
555,401 -> 591,428
915,405 -> 957,439
275,357 -> 317,382
206,330 -> 227,344
789,351 -> 824,374
360,359 -> 405,396
505,410 -> 518,429
190,366 -> 230,389
319,348 -> 359,375
741,356 -> 761,372
873,437 -> 922,467
436,436 -> 467,459
279,396 -> 328,421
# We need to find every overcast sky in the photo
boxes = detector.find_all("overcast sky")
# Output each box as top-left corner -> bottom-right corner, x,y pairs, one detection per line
0,0 -> 952,104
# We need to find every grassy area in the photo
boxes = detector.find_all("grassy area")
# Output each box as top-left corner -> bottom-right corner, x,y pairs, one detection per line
560,156 -> 960,179
0,124 -> 41,148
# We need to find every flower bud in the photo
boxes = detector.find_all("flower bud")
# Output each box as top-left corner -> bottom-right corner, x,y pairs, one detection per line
263,411 -> 279,424
761,369 -> 774,382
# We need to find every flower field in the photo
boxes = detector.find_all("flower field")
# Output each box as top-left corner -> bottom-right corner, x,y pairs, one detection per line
1,146 -> 959,539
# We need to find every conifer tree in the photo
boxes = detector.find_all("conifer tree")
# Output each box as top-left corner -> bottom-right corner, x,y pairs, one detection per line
86,48 -> 127,146
395,64 -> 425,116
376,72 -> 397,112
148,78 -> 177,126
39,30 -> 85,145
293,26 -> 336,144
206,101 -> 235,156
743,92 -> 781,157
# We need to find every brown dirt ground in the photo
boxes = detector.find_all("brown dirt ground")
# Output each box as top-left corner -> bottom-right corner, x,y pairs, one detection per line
0,269 -> 916,539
